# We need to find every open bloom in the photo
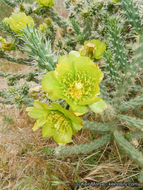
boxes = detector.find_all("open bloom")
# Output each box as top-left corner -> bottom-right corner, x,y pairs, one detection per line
42,51 -> 106,116
36,0 -> 56,7
79,39 -> 106,60
26,101 -> 82,145
4,13 -> 34,34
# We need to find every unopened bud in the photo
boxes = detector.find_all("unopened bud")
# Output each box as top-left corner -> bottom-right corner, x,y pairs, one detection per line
1,42 -> 16,51
45,18 -> 52,26
67,27 -> 73,34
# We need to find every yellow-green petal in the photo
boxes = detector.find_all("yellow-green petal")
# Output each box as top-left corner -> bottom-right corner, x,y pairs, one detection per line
89,99 -> 107,113
70,104 -> 88,116
42,71 -> 62,100
72,122 -> 83,134
73,56 -> 103,83
56,55 -> 75,79
79,96 -> 101,106
53,129 -> 73,145
36,0 -> 56,7
4,13 -> 34,34
26,100 -> 52,119
42,123 -> 56,137
26,107 -> 47,119
0,36 -> 6,43
69,51 -> 80,58
32,117 -> 47,131
91,40 -> 106,59
26,101 -> 83,145
34,100 -> 50,110
80,39 -> 106,60
113,0 -> 120,2
51,103 -> 82,125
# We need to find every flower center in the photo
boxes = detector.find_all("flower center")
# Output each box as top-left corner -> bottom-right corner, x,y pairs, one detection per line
68,81 -> 83,99
75,82 -> 83,89
47,111 -> 71,132
60,71 -> 99,103
54,123 -> 60,130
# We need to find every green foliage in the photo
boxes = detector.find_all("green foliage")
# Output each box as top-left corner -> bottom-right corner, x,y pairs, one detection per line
3,0 -> 31,8
121,0 -> 143,35
114,130 -> 143,168
125,132 -> 143,141
119,95 -> 143,111
0,50 -> 33,66
20,25 -> 56,71
0,83 -> 32,108
104,50 -> 120,84
118,115 -> 143,131
0,71 -> 39,85
83,120 -> 110,134
56,134 -> 111,156
35,7 -> 68,30
139,170 -> 143,183
3,0 -> 18,8
107,17 -> 128,72
70,18 -> 81,35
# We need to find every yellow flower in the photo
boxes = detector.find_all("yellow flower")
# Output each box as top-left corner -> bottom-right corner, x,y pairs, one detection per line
4,13 -> 34,34
36,0 -> 56,7
42,51 -> 107,116
26,101 -> 82,145
79,39 -> 106,60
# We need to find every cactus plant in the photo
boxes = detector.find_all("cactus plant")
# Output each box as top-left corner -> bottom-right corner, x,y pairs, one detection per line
0,0 -> 143,182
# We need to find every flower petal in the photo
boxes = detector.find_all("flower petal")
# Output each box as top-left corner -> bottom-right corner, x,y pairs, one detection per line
53,129 -> 73,145
79,91 -> 101,106
69,51 -> 80,57
26,101 -> 50,119
55,55 -> 75,80
42,123 -> 56,137
36,0 -> 56,7
4,13 -> 34,34
51,103 -> 82,125
42,71 -> 62,100
72,122 -> 83,134
70,104 -> 88,116
73,56 -> 104,84
34,100 -> 50,110
26,107 -> 47,119
92,40 -> 106,59
32,117 -> 47,131
89,99 -> 107,113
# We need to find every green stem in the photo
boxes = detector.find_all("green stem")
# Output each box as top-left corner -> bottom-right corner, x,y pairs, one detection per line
0,50 -> 34,66
35,7 -> 68,31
